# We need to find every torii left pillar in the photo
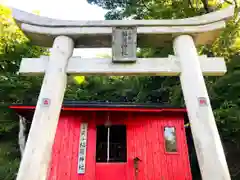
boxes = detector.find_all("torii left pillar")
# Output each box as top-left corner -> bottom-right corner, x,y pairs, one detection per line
16,36 -> 74,180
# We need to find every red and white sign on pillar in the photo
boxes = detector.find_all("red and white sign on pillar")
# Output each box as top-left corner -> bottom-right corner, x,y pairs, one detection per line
42,98 -> 51,107
198,97 -> 208,107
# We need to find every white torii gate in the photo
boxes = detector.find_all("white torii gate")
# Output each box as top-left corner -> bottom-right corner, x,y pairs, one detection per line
12,6 -> 234,180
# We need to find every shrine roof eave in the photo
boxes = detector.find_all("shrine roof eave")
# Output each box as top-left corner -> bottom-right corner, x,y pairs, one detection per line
9,101 -> 187,121
11,6 -> 235,48
9,101 -> 187,113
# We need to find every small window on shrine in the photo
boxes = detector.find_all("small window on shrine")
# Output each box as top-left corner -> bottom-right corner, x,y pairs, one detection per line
164,127 -> 177,152
96,125 -> 127,162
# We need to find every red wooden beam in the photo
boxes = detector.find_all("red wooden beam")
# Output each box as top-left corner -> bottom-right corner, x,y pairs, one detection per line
9,105 -> 186,113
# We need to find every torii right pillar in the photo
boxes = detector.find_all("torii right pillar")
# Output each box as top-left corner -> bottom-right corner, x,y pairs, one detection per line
173,35 -> 231,180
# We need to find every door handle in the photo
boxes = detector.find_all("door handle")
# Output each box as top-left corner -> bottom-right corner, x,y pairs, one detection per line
133,157 -> 141,169
133,157 -> 141,180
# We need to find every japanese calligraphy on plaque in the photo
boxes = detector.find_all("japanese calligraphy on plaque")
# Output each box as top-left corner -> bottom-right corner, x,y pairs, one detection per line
78,123 -> 88,174
112,26 -> 137,62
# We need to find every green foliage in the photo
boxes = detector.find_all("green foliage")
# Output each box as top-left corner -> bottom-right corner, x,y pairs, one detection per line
0,5 -> 48,105
0,141 -> 20,180
0,5 -> 48,179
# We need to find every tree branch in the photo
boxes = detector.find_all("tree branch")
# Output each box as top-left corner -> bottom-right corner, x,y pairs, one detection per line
223,0 -> 233,5
139,0 -> 151,12
188,0 -> 194,8
201,0 -> 211,13
232,0 -> 238,8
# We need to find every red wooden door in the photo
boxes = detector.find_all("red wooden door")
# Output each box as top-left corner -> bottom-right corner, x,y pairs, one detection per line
95,112 -> 128,180
126,113 -> 192,180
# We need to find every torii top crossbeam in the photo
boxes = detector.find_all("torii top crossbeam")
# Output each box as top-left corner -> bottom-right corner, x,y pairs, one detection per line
12,6 -> 234,48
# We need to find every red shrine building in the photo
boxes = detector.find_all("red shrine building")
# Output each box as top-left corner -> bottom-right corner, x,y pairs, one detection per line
10,101 -> 192,180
